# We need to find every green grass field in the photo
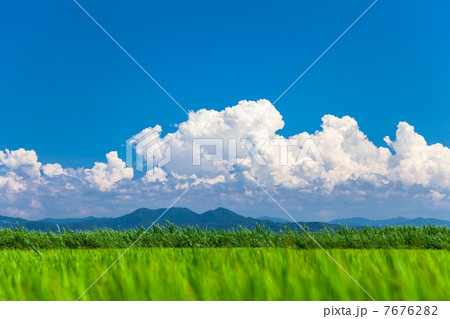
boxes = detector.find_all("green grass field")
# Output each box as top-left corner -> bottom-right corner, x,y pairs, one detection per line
1,224 -> 448,249
0,248 -> 448,301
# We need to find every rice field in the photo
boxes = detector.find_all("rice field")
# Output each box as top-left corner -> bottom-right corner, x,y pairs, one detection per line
0,248 -> 448,301
1,224 -> 448,249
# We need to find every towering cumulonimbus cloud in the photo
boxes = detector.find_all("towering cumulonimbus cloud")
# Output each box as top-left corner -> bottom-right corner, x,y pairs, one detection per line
0,100 -> 448,218
384,122 -> 450,189
134,99 -> 449,192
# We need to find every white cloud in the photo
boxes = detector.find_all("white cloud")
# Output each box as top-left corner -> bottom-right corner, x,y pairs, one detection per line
42,163 -> 66,178
385,122 -> 450,189
197,175 -> 226,185
133,100 -> 450,193
428,190 -> 446,202
0,149 -> 42,193
0,148 -> 41,179
143,167 -> 168,183
0,100 -> 449,219
0,173 -> 26,192
84,151 -> 134,191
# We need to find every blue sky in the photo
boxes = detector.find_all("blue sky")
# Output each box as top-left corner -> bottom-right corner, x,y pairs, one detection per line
1,1 -> 449,220
2,0 -> 449,167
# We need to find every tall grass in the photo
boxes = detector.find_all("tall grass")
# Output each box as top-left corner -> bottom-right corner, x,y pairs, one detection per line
0,248 -> 448,300
0,223 -> 448,250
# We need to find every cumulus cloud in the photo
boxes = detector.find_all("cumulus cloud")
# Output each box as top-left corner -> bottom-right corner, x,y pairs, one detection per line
0,100 -> 449,219
133,100 -> 449,193
42,163 -> 66,178
143,167 -> 168,183
0,173 -> 27,192
84,151 -> 134,191
384,122 -> 450,189
0,148 -> 41,178
0,148 -> 42,192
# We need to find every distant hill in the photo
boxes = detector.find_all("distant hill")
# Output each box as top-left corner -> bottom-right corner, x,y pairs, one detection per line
40,216 -> 102,224
3,209 -> 445,233
258,216 -> 291,223
329,217 -> 450,227
0,207 -> 334,232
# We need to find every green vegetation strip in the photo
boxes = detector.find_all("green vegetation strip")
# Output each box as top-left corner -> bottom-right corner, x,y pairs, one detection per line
0,223 -> 448,249
0,248 -> 448,300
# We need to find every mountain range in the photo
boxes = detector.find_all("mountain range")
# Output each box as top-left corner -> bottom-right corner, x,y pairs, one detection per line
0,207 -> 331,232
330,217 -> 449,227
0,208 -> 447,232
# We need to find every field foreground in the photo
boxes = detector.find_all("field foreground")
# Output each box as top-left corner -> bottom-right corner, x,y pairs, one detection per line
1,224 -> 448,249
0,248 -> 448,301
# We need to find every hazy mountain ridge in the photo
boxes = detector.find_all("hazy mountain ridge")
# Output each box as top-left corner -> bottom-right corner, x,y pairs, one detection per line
0,208 -> 447,232
0,207 -> 331,232
257,216 -> 291,223
330,216 -> 449,227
